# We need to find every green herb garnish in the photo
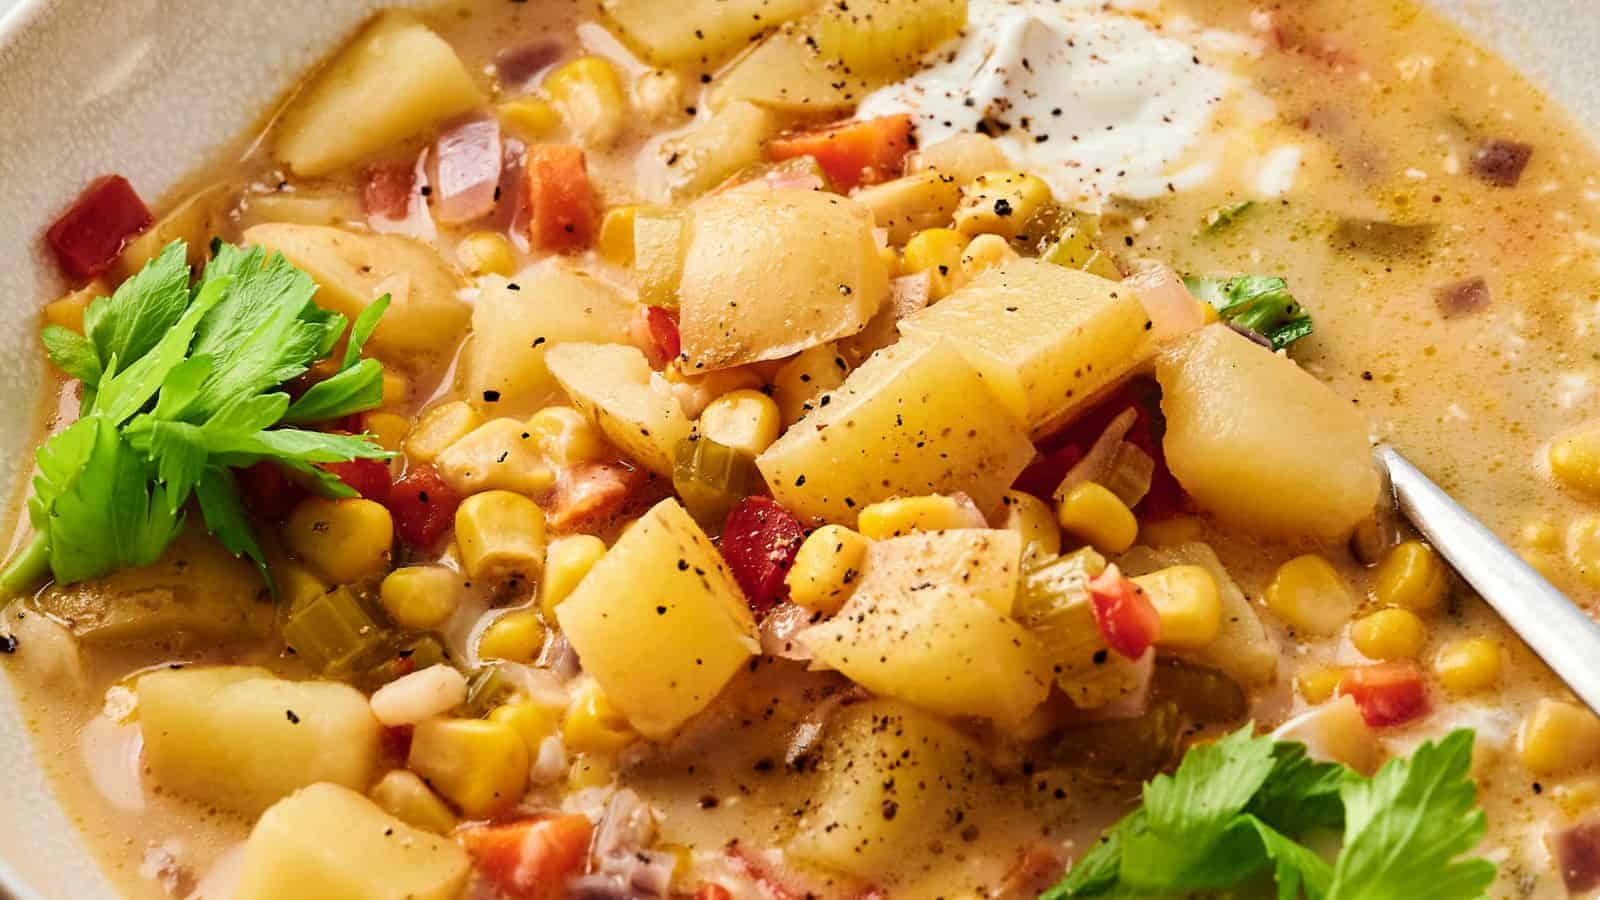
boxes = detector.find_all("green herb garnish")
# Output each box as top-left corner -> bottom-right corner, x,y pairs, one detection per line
1041,726 -> 1495,900
1,240 -> 393,592
1202,200 -> 1255,233
1185,275 -> 1315,351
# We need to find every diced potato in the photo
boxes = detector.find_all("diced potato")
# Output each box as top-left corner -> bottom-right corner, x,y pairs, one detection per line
757,337 -> 1035,522
368,769 -> 458,835
863,529 -> 1023,615
1156,325 -> 1381,542
908,133 -> 1013,185
789,701 -> 986,878
898,259 -> 1151,433
137,667 -> 381,815
244,223 -> 468,368
234,784 -> 469,900
243,188 -> 364,228
274,13 -> 484,176
602,0 -> 820,64
850,171 -> 963,245
555,499 -> 759,738
545,343 -> 693,475
462,266 -> 635,415
1117,542 -> 1278,686
658,101 -> 782,200
709,25 -> 868,115
113,182 -> 234,281
435,419 -> 554,497
1270,696 -> 1381,774
771,343 -> 850,426
679,189 -> 888,371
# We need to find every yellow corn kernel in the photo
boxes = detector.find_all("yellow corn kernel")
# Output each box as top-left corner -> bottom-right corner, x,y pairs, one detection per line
1553,777 -> 1600,820
436,418 -> 555,497
786,525 -> 871,616
541,534 -> 607,621
1350,608 -> 1427,660
456,491 -> 547,583
901,228 -> 969,300
1372,540 -> 1448,613
698,389 -> 782,456
1134,564 -> 1221,649
878,244 -> 902,277
568,754 -> 615,790
405,401 -> 483,464
598,206 -> 640,267
381,369 -> 411,410
1139,515 -> 1205,547
380,566 -> 462,630
497,98 -> 561,139
543,56 -> 627,146
998,490 -> 1061,560
457,231 -> 517,277
1295,665 -> 1344,704
364,412 -> 411,453
858,494 -> 976,540
953,170 -> 1053,239
960,233 -> 1020,280
1433,637 -> 1502,694
284,497 -> 393,584
477,608 -> 546,662
1055,483 -> 1137,554
1549,422 -> 1600,494
563,682 -> 639,754
1517,699 -> 1600,776
1566,514 -> 1600,588
407,718 -> 529,818
489,702 -> 560,756
44,279 -> 105,334
527,406 -> 608,466
1264,554 -> 1357,638
1522,519 -> 1562,552
667,365 -> 765,419
369,769 -> 458,835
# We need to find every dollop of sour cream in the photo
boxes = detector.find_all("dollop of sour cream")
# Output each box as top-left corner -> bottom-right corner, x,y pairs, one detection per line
857,0 -> 1262,206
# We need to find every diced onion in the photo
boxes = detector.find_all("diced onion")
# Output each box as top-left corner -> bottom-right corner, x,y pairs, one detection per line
430,116 -> 503,225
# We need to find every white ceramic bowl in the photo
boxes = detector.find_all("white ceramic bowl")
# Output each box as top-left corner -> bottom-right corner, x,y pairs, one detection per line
0,1 -> 1594,896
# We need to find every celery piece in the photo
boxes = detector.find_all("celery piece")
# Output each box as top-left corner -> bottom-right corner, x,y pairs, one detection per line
1017,547 -> 1107,620
361,634 -> 450,690
672,436 -> 758,532
282,586 -> 387,674
1040,210 -> 1121,280
463,664 -> 519,717
634,208 -> 687,308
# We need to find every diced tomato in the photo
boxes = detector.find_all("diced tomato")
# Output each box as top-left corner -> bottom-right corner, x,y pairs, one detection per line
548,462 -> 645,531
721,497 -> 806,619
524,144 -> 599,252
1023,377 -> 1186,517
1339,661 -> 1429,727
694,887 -> 734,900
46,175 -> 153,282
362,163 -> 415,219
1552,820 -> 1600,894
460,814 -> 593,899
385,465 -> 461,549
635,306 -> 681,369
768,115 -> 914,192
321,458 -> 392,504
1088,566 -> 1161,660
1012,443 -> 1085,498
237,462 -> 307,522
379,724 -> 413,761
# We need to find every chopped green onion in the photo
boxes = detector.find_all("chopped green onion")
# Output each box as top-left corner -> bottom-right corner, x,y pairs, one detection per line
464,664 -> 520,717
672,435 -> 758,532
1202,200 -> 1254,233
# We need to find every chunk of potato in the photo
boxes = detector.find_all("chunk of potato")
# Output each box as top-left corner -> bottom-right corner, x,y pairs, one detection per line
708,25 -> 870,115
545,343 -> 692,476
113,182 -> 235,282
789,701 -> 986,879
462,265 -> 635,415
1156,325 -> 1381,542
244,223 -> 469,369
234,783 -> 470,900
1117,542 -> 1278,686
555,499 -> 759,738
602,0 -> 820,64
136,667 -> 381,815
679,189 -> 888,371
275,12 -> 484,176
850,172 -> 963,246
898,259 -> 1152,434
907,133 -> 1013,185
657,101 -> 783,201
757,337 -> 1035,522
867,529 -> 1023,615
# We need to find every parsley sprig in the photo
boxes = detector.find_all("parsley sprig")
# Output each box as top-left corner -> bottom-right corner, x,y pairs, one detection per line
2,240 -> 393,592
1043,726 -> 1495,900
1185,275 -> 1315,351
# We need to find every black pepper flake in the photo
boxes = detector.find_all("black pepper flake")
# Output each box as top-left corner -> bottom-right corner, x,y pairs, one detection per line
993,198 -> 1014,217
483,390 -> 502,403
286,709 -> 300,724
795,475 -> 807,487
420,185 -> 432,197
507,283 -> 521,291
0,634 -> 16,654
657,605 -> 668,615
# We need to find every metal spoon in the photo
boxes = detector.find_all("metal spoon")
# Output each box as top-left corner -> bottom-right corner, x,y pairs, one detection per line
1377,444 -> 1600,715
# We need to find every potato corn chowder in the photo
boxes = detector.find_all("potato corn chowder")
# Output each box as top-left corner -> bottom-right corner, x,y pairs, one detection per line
6,0 -> 1600,897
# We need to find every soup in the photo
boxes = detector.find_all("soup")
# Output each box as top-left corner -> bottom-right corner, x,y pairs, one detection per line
5,0 -> 1600,896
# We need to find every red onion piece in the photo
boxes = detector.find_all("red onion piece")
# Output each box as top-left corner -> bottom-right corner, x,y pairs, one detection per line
1129,263 -> 1206,344
1434,276 -> 1490,318
368,148 -> 436,241
759,602 -> 819,661
430,116 -> 503,225
1471,139 -> 1533,188
1551,819 -> 1600,894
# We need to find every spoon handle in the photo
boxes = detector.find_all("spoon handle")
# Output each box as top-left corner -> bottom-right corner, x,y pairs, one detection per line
1377,445 -> 1600,714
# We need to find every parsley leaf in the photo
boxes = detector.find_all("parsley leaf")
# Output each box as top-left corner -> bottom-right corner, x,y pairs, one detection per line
82,241 -> 192,378
1185,275 -> 1315,351
283,293 -> 391,424
41,325 -> 101,386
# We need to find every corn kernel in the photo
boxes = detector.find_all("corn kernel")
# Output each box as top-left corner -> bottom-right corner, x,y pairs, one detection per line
901,228 -> 969,300
527,406 -> 608,466
369,769 -> 458,835
456,491 -> 546,582
1372,540 -> 1448,612
477,608 -> 546,662
1517,699 -> 1600,776
1139,515 -> 1205,547
457,231 -> 517,277
1264,554 -> 1356,638
953,170 -> 1053,239
787,525 -> 871,616
667,366 -> 765,419
1566,514 -> 1600,588
380,369 -> 411,410
1433,637 -> 1502,694
999,490 -> 1060,560
405,401 -> 482,464
44,279 -> 105,334
541,535 -> 607,621
1522,519 -> 1562,552
489,702 -> 561,755
1296,665 -> 1344,704
1549,422 -> 1600,494
1134,564 -> 1221,649
497,98 -> 560,139
408,718 -> 529,818
563,681 -> 638,754
380,566 -> 461,630
284,497 -> 393,584
1055,483 -> 1138,554
1350,608 -> 1427,660
598,206 -> 641,267
437,418 -> 555,497
858,494 -> 979,540
363,412 -> 411,452
960,233 -> 1020,279
568,754 -> 615,790
543,56 -> 627,146
698,389 -> 782,456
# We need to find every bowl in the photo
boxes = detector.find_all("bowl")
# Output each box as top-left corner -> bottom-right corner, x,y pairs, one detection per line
0,0 -> 1594,896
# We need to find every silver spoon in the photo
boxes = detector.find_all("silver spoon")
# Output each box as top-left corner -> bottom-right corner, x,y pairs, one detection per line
1377,444 -> 1600,715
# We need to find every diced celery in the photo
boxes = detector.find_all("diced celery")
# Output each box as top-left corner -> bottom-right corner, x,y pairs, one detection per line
1017,547 -> 1107,617
463,665 -> 520,717
1016,548 -> 1146,710
1040,210 -> 1121,281
634,207 -> 687,308
1050,699 -> 1183,783
361,635 -> 450,691
671,436 -> 758,532
281,587 -> 388,675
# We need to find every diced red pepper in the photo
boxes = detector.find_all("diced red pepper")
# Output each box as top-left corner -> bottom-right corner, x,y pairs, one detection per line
1088,566 -> 1161,660
385,465 -> 461,549
460,814 -> 593,899
524,144 -> 599,252
46,175 -> 153,282
768,115 -> 914,192
720,497 -> 806,619
548,461 -> 645,532
321,458 -> 392,504
635,306 -> 681,370
1552,820 -> 1600,894
379,724 -> 413,762
237,462 -> 307,523
1012,443 -> 1085,498
361,163 -> 415,219
1022,378 -> 1186,517
1339,661 -> 1429,727
694,887 -> 734,900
